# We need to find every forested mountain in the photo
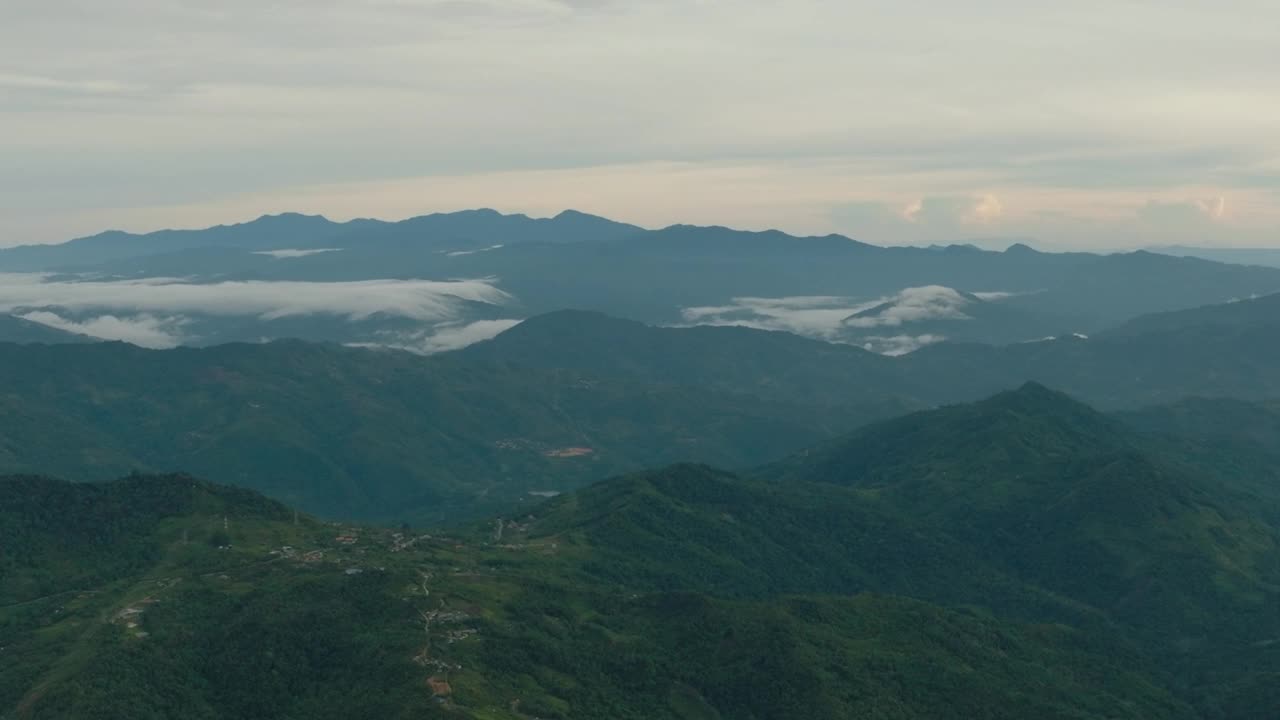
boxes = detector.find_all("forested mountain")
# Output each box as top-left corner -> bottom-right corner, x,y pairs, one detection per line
901,291 -> 1280,406
767,385 -> 1280,649
0,339 -> 894,524
0,474 -> 443,719
468,288 -> 1280,407
472,295 -> 1280,410
460,310 -> 908,407
7,384 -> 1279,718
1117,396 -> 1280,515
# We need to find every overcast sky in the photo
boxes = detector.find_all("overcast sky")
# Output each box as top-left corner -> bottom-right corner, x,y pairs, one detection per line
3,0 -> 1278,249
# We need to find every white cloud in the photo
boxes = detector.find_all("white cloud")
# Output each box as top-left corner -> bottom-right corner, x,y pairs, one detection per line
353,318 -> 524,355
444,244 -> 505,257
19,310 -> 187,348
969,194 -> 1004,224
252,247 -> 343,258
414,319 -> 524,353
680,286 -> 1007,352
843,286 -> 974,328
0,274 -> 509,321
861,334 -> 947,356
681,296 -> 880,340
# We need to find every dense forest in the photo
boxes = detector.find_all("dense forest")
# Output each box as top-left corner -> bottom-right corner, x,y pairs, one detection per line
4,384 -> 1279,718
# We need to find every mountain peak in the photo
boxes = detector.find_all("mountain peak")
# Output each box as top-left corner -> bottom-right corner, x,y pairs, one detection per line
964,381 -> 1116,436
987,380 -> 1077,407
505,308 -> 643,333
243,212 -> 333,228
553,209 -> 607,221
770,384 -> 1127,493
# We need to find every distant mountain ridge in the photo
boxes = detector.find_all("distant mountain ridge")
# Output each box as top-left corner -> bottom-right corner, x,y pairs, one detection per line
4,209 -> 1279,352
0,209 -> 645,272
1151,245 -> 1280,269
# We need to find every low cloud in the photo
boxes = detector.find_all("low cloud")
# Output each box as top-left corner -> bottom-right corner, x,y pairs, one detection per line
681,296 -> 879,339
252,248 -> 344,259
353,318 -> 524,355
681,286 -> 1009,353
444,244 -> 505,257
0,274 -> 510,321
415,319 -> 523,354
20,310 -> 187,348
860,334 -> 947,356
844,286 -> 974,328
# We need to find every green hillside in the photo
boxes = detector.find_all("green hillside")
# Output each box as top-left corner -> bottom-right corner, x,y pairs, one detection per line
1,472 -> 1200,720
1118,397 -> 1280,515
471,299 -> 1280,412
766,385 -> 1280,711
0,340 -> 886,524
4,292 -> 1280,527
7,384 -> 1280,717
460,310 -> 911,409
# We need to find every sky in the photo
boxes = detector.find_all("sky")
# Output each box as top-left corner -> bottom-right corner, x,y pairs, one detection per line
3,0 -> 1278,250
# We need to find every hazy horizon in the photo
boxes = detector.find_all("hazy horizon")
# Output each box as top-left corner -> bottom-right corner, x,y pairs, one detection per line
2,206 -> 1275,256
0,207 -> 1061,253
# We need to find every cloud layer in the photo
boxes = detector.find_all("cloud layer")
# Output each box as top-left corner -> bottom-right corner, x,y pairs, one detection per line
0,274 -> 509,321
681,286 -> 997,354
19,310 -> 187,348
355,319 -> 525,355
3,273 -> 517,349
252,248 -> 343,259
859,334 -> 947,357
682,296 -> 880,340
844,286 -> 974,328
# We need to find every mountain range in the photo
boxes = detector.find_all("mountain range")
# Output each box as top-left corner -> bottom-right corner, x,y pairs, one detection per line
1,288 -> 1279,524
3,209 -> 1280,351
5,209 -> 1280,718
1152,245 -> 1280,269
